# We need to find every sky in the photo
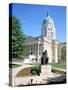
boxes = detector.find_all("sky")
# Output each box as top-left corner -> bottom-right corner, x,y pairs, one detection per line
10,3 -> 66,42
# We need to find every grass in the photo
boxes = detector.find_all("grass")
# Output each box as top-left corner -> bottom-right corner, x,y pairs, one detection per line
9,64 -> 22,68
49,63 -> 66,69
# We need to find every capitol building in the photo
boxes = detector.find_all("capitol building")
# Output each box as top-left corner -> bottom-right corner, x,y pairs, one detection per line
24,13 -> 59,63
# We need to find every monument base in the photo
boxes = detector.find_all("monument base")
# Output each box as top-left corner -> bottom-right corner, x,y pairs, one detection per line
40,65 -> 53,78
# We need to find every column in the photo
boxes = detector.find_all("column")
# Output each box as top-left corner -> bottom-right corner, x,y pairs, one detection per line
25,45 -> 26,57
30,44 -> 31,52
25,45 -> 27,56
32,44 -> 34,54
37,43 -> 39,63
35,44 -> 37,57
32,44 -> 33,54
33,44 -> 35,55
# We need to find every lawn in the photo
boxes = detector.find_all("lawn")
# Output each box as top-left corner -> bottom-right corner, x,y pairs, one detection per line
49,63 -> 66,69
9,64 -> 22,68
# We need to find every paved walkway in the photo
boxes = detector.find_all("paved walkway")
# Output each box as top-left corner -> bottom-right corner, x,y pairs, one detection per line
15,76 -> 48,86
14,73 -> 62,86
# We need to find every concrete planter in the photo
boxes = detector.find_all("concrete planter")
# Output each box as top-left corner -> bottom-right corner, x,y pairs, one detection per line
52,67 -> 66,74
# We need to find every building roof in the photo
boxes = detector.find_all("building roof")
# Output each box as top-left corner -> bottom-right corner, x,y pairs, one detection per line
24,36 -> 41,43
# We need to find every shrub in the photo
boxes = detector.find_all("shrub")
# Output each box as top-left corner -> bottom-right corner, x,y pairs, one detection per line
32,70 -> 37,75
31,65 -> 41,75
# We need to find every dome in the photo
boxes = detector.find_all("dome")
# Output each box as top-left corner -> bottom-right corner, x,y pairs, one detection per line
41,13 -> 56,40
43,13 -> 54,25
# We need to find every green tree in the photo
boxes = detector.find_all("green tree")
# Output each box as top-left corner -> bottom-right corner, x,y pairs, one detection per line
61,46 -> 66,64
9,16 -> 25,59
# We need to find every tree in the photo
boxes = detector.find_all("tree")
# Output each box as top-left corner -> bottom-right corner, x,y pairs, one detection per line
9,16 -> 25,59
61,46 -> 66,64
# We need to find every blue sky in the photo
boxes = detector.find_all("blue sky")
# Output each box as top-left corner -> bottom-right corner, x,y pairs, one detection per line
11,3 -> 66,42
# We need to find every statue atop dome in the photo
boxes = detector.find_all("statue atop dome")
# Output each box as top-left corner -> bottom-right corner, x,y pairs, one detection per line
46,12 -> 49,17
47,12 -> 49,17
